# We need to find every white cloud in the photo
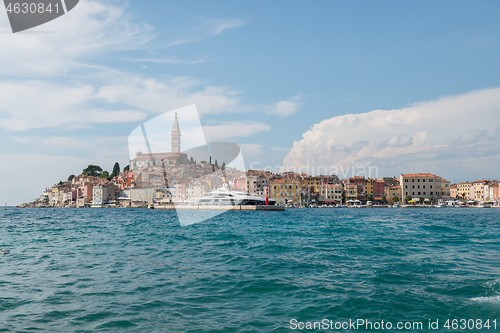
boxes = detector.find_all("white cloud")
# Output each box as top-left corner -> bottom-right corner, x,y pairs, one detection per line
161,18 -> 246,48
268,95 -> 302,117
239,143 -> 263,161
12,135 -> 129,159
283,88 -> 500,180
203,121 -> 270,142
0,1 -> 154,76
96,76 -> 242,115
0,80 -> 146,131
129,57 -> 206,65
207,18 -> 246,35
0,3 -> 276,133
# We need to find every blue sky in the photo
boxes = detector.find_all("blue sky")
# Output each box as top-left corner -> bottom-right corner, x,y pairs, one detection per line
1,0 -> 500,204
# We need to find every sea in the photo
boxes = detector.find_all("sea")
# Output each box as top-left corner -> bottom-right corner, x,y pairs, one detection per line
1,207 -> 500,332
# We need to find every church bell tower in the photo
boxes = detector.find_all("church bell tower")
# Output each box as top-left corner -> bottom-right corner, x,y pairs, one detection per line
171,112 -> 181,152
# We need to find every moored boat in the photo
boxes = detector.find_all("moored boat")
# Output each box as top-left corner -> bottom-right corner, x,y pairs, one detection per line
186,187 -> 276,206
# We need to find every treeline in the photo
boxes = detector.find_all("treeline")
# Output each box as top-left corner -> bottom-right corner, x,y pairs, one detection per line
62,162 -> 130,184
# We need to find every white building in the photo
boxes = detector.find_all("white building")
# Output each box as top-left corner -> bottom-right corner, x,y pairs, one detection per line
400,173 -> 442,201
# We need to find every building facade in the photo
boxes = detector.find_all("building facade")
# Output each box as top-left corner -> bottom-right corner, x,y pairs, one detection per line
270,179 -> 301,205
400,173 -> 442,201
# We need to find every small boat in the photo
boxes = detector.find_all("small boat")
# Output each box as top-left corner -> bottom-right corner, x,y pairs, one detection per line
1,249 -> 10,255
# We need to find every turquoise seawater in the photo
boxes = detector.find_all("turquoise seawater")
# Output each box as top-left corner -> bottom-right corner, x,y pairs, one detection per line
1,208 -> 500,332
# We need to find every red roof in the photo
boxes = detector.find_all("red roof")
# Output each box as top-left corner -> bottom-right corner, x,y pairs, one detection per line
401,173 -> 441,178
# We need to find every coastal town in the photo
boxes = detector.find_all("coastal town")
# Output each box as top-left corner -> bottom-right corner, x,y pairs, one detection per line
19,114 -> 500,208
18,165 -> 500,208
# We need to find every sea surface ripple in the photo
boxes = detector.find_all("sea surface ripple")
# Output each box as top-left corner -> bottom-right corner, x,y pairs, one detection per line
1,208 -> 500,332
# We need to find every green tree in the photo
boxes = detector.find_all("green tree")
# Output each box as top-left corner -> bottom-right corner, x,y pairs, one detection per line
367,195 -> 374,202
82,165 -> 102,177
392,196 -> 400,203
100,170 -> 111,180
111,162 -> 120,178
189,157 -> 194,164
405,195 -> 412,203
380,195 -> 387,204
124,165 -> 130,172
431,197 -> 437,204
67,174 -> 75,182
209,156 -> 212,164
214,159 -> 219,168
419,197 -> 424,204
58,181 -> 64,185
200,160 -> 207,164
221,161 -> 226,170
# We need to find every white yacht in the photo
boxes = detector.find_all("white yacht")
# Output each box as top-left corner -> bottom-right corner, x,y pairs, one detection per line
187,187 -> 276,206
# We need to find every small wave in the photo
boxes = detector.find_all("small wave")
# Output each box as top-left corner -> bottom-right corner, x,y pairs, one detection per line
470,295 -> 500,303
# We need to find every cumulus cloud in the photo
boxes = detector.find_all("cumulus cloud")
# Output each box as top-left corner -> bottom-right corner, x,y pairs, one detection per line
283,88 -> 500,179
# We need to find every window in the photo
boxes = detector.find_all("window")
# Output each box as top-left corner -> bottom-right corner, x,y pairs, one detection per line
430,185 -> 433,189
423,192 -> 426,195
412,185 -> 415,189
412,179 -> 414,182
418,179 -> 420,182
423,179 -> 426,182
430,192 -> 433,195
418,192 -> 421,195
423,185 -> 425,189
418,185 -> 420,189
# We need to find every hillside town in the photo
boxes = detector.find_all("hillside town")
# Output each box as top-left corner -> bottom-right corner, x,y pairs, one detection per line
18,113 -> 500,208
18,164 -> 500,208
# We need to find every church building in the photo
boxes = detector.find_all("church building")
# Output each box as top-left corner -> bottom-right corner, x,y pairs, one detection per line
130,112 -> 189,169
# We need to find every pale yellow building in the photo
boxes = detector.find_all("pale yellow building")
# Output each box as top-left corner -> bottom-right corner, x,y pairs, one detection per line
457,182 -> 472,200
344,184 -> 357,202
385,186 -> 402,203
270,179 -> 301,205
